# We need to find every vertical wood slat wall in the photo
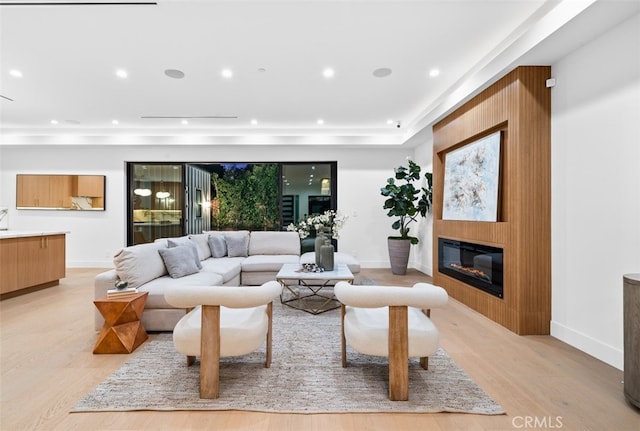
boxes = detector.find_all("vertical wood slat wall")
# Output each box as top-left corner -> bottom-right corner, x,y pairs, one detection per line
432,66 -> 551,335
185,165 -> 212,235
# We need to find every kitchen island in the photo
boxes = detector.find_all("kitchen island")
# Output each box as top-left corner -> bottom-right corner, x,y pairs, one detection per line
0,230 -> 68,299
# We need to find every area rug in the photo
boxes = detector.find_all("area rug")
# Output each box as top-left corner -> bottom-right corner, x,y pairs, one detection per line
72,302 -> 505,415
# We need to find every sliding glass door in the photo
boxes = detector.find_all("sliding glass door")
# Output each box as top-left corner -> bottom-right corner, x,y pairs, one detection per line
128,163 -> 184,245
126,161 -> 337,246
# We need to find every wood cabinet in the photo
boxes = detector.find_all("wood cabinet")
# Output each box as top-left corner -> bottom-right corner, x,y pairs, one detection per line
17,175 -> 72,208
0,233 -> 66,298
72,175 -> 104,197
48,175 -> 73,208
0,238 -> 19,293
16,174 -> 105,210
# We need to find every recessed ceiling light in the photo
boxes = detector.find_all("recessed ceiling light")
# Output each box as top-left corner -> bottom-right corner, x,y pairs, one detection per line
322,68 -> 335,78
317,119 -> 324,125
115,69 -> 128,79
181,119 -> 188,125
164,69 -> 185,79
250,119 -> 258,125
112,120 -> 119,125
429,68 -> 440,77
50,119 -> 58,125
9,69 -> 23,78
373,68 -> 392,78
386,119 -> 394,125
221,68 -> 233,79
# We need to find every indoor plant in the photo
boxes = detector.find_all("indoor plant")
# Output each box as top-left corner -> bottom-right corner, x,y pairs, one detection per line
380,159 -> 432,274
286,210 -> 347,240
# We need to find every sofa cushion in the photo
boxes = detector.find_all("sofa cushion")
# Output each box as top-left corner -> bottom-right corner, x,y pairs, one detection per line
225,232 -> 250,257
113,242 -> 168,289
200,257 -> 244,283
142,271 -> 225,308
168,238 -> 203,270
208,234 -> 227,258
249,231 -> 301,256
188,234 -> 212,261
241,254 -> 300,272
159,246 -> 201,278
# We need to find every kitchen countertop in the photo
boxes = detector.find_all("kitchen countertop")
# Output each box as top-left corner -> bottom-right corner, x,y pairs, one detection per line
0,230 -> 70,239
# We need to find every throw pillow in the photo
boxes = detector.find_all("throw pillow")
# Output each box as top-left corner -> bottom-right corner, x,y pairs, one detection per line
208,234 -> 227,258
158,246 -> 201,278
188,233 -> 212,260
113,242 -> 168,289
167,238 -> 203,269
225,232 -> 249,257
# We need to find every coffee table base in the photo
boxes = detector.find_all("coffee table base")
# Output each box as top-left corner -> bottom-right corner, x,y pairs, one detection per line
280,281 -> 341,315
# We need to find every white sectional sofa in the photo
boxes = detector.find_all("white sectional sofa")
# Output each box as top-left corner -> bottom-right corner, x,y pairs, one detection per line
94,230 -> 360,332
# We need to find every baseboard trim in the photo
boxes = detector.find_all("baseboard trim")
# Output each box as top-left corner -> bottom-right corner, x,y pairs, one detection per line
551,320 -> 623,370
68,260 -> 113,268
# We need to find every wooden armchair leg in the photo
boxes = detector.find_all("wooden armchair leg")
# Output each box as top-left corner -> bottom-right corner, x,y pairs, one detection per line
420,356 -> 429,370
389,306 -> 409,401
200,304 -> 220,399
265,302 -> 273,368
187,355 -> 195,366
341,304 -> 347,368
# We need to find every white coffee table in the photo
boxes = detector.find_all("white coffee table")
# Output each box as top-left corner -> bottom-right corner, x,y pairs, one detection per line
276,263 -> 354,314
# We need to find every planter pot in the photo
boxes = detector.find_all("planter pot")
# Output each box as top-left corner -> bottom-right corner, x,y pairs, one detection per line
387,237 -> 411,275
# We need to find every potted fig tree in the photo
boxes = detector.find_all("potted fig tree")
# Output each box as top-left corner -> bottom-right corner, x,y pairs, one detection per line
380,159 -> 432,275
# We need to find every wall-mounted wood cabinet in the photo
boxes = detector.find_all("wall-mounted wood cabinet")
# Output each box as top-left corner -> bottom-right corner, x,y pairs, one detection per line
16,174 -> 105,210
72,175 -> 104,197
17,174 -> 72,208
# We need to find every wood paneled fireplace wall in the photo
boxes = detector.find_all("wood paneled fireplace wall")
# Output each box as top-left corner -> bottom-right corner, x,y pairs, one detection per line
432,66 -> 551,335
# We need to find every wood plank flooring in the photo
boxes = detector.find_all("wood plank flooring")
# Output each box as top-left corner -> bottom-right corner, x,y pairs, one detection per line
1,268 -> 638,430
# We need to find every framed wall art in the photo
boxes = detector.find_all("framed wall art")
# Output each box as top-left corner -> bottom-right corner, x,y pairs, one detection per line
442,131 -> 502,222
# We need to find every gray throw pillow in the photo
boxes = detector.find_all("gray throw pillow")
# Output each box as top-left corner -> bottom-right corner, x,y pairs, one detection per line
208,234 -> 227,258
225,233 -> 249,257
168,238 -> 202,269
158,246 -> 201,278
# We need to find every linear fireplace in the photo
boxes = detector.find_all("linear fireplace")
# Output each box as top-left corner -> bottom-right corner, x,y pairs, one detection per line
438,238 -> 503,298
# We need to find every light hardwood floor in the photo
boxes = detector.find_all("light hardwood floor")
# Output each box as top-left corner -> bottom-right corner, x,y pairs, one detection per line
1,268 -> 638,430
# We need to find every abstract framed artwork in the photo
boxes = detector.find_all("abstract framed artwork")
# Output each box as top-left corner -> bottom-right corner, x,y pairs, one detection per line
442,131 -> 502,222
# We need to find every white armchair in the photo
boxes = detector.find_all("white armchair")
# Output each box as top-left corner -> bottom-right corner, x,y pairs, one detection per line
164,281 -> 282,399
334,281 -> 448,401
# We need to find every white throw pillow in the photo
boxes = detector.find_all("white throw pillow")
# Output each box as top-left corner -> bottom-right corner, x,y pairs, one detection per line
188,234 -> 212,260
113,242 -> 168,289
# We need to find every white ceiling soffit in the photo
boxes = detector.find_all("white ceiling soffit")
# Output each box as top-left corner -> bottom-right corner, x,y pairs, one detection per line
1,0 -> 638,147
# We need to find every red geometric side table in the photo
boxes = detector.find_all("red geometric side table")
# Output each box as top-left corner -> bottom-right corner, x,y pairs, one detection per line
93,292 -> 149,354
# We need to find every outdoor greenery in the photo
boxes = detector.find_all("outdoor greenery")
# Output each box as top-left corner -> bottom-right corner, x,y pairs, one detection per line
380,159 -> 432,244
211,163 -> 280,231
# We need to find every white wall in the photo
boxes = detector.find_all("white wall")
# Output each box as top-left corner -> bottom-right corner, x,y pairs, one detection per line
549,13 -> 640,370
0,144 -> 423,269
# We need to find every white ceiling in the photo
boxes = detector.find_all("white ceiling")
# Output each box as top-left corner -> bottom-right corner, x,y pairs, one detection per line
1,0 -> 638,147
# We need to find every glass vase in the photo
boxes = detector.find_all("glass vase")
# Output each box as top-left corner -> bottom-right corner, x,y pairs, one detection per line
320,236 -> 335,271
314,228 -> 325,266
